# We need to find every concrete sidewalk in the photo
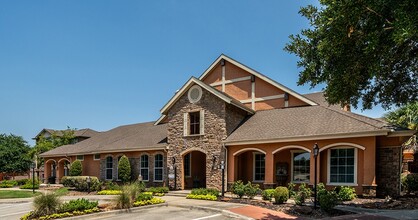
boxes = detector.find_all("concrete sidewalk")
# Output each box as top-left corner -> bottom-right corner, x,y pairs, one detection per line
335,205 -> 418,220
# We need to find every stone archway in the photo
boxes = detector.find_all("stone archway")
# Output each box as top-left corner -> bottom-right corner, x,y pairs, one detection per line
182,151 -> 206,189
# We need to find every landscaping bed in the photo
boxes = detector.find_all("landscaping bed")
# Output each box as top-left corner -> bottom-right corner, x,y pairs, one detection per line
343,195 -> 418,210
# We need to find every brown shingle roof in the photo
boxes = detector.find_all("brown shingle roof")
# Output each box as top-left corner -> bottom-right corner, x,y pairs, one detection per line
303,92 -> 341,110
35,128 -> 99,139
41,122 -> 167,157
225,106 -> 390,144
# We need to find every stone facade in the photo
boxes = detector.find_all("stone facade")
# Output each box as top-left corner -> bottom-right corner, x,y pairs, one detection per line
376,146 -> 402,197
166,86 -> 248,190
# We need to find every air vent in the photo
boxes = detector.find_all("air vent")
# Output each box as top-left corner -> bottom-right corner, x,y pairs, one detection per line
188,85 -> 202,103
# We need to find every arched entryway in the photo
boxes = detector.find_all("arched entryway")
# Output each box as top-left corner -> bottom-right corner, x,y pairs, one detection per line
57,159 -> 71,183
233,148 -> 266,184
44,159 -> 57,184
273,146 -> 311,186
182,150 -> 206,189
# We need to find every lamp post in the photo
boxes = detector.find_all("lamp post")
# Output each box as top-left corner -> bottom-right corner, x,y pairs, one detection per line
30,162 -> 35,194
87,176 -> 91,194
220,160 -> 225,197
313,143 -> 319,209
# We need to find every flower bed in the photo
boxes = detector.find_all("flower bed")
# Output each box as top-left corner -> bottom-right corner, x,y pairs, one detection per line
133,197 -> 165,206
21,207 -> 100,220
97,190 -> 122,195
186,194 -> 217,201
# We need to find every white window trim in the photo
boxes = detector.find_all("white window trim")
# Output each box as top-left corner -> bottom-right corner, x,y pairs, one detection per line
105,156 -> 113,180
327,147 -> 358,186
290,150 -> 310,184
140,155 -> 149,182
184,153 -> 192,178
154,154 -> 164,182
93,154 -> 100,161
253,152 -> 265,183
76,155 -> 84,161
183,110 -> 205,137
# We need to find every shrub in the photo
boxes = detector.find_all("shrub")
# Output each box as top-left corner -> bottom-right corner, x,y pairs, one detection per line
117,156 -> 131,183
115,188 -> 132,209
137,192 -> 153,201
287,182 -> 296,198
319,191 -> 338,212
102,181 -> 121,190
273,187 -> 289,204
20,179 -> 40,189
337,186 -> 356,201
262,189 -> 276,201
97,190 -> 122,195
147,186 -> 169,195
294,183 -> 312,205
402,173 -> 418,193
61,176 -> 101,192
69,160 -> 82,176
0,180 -> 18,188
231,180 -> 246,198
186,194 -> 217,201
316,183 -> 327,200
133,197 -> 165,206
33,193 -> 61,217
245,182 -> 260,199
59,198 -> 98,213
17,179 -> 28,186
190,188 -> 219,197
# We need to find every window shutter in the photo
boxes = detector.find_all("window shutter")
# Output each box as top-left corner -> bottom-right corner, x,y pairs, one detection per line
183,113 -> 188,136
200,110 -> 205,135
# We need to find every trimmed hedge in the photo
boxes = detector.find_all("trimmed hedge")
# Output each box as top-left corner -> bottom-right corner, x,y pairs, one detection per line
20,179 -> 40,189
97,190 -> 122,195
0,180 -> 18,188
190,188 -> 219,197
133,198 -> 165,207
59,198 -> 98,213
61,176 -> 100,192
274,187 -> 289,204
186,194 -> 217,201
117,156 -> 131,183
69,160 -> 82,176
146,187 -> 169,195
262,189 -> 276,201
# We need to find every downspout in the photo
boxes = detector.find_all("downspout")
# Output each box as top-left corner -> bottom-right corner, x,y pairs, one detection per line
222,141 -> 227,194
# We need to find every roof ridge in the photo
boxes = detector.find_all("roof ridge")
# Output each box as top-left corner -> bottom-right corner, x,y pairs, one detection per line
319,105 -> 385,129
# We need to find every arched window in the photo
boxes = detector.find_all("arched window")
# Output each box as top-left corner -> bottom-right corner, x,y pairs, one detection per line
154,154 -> 163,182
106,156 -> 113,180
140,155 -> 149,181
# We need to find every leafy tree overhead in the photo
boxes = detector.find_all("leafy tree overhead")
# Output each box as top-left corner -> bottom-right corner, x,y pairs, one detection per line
118,155 -> 131,183
285,0 -> 418,110
385,101 -> 418,130
0,134 -> 32,176
69,160 -> 82,176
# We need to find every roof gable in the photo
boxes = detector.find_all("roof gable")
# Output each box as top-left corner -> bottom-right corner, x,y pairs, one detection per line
199,54 -> 317,107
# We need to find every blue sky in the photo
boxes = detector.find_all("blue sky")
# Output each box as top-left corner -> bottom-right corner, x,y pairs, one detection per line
0,1 -> 387,145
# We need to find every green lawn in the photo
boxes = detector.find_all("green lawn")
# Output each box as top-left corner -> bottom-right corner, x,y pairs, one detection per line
54,187 -> 69,196
0,190 -> 41,199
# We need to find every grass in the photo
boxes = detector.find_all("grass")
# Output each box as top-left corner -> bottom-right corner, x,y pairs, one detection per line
54,187 -> 69,196
0,190 -> 41,199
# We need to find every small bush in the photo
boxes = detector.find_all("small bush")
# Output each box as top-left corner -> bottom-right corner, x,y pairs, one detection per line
59,198 -> 98,213
245,182 -> 260,199
17,179 -> 28,186
402,173 -> 418,193
147,186 -> 169,194
133,197 -> 165,206
115,188 -> 132,209
20,179 -> 40,189
191,188 -> 220,197
61,176 -> 100,192
117,155 -> 131,183
273,187 -> 289,204
319,191 -> 338,212
97,190 -> 122,195
33,193 -> 61,217
287,182 -> 296,198
231,180 -> 246,198
0,180 -> 18,188
137,192 -> 153,201
261,189 -> 276,201
316,183 -> 327,200
337,186 -> 356,201
186,194 -> 217,201
294,183 -> 312,205
69,160 -> 82,176
102,181 -> 121,190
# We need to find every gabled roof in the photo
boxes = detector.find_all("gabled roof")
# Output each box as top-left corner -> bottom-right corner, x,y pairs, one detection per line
34,128 -> 99,140
303,92 -> 341,110
40,122 -> 167,157
155,77 -> 255,125
199,54 -> 318,106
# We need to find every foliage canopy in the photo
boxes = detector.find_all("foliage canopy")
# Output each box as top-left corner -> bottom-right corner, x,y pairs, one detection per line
118,155 -> 131,183
285,0 -> 418,110
0,134 -> 32,174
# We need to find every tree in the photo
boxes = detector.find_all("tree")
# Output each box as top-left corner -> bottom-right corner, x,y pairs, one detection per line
384,101 -> 418,130
0,134 -> 32,178
69,160 -> 82,176
285,0 -> 418,110
28,128 -> 75,168
118,155 -> 131,183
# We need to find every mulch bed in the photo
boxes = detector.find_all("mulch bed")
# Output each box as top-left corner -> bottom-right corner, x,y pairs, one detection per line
343,195 -> 418,210
221,197 -> 353,219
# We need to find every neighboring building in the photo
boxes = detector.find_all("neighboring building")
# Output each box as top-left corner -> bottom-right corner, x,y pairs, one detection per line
40,54 -> 415,197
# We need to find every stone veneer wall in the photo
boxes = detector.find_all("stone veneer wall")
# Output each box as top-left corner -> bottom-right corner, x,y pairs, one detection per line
376,146 -> 401,197
167,88 -> 247,190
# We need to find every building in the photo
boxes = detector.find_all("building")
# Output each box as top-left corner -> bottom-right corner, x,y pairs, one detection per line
40,54 -> 415,197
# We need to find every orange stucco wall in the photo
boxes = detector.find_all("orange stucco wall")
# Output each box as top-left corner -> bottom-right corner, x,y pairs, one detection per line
227,136 -> 377,194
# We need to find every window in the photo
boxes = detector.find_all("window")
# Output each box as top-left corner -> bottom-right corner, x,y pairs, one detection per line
106,156 -> 113,180
183,110 -> 204,136
140,155 -> 149,181
154,154 -> 164,182
329,148 -> 356,184
292,151 -> 310,182
254,153 -> 265,181
184,153 -> 191,177
189,112 -> 200,135
94,154 -> 100,160
76,155 -> 84,161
